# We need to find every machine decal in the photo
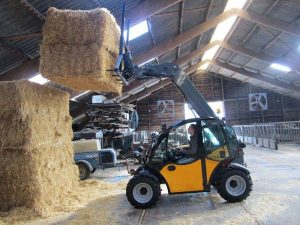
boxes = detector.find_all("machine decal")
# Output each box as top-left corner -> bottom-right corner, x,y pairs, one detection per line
207,146 -> 230,161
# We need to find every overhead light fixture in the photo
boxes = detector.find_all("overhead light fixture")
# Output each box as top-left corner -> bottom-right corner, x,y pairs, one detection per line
124,20 -> 149,41
199,0 -> 248,70
28,74 -> 49,85
270,63 -> 291,72
70,91 -> 90,101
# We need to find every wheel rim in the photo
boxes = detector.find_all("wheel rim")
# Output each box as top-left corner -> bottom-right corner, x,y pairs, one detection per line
79,166 -> 87,179
225,175 -> 246,196
133,183 -> 153,204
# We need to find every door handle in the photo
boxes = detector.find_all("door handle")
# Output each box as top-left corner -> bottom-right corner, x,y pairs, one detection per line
168,165 -> 176,171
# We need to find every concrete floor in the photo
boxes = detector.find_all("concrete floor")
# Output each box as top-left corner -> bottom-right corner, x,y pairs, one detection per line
5,144 -> 300,225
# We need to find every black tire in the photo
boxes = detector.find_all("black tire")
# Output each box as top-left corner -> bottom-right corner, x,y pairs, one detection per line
91,168 -> 96,174
126,175 -> 160,208
217,169 -> 252,203
77,163 -> 91,181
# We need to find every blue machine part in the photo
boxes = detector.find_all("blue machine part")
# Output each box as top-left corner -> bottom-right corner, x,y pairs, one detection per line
99,148 -> 117,167
74,151 -> 100,170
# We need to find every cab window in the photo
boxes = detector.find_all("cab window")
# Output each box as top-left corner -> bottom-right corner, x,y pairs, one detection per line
224,125 -> 238,149
202,123 -> 226,154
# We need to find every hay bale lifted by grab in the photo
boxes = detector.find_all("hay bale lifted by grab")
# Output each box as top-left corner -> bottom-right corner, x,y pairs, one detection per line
40,7 -> 121,94
0,80 -> 79,215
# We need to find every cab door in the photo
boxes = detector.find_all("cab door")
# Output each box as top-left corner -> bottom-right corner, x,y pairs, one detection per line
201,121 -> 230,184
160,121 -> 204,193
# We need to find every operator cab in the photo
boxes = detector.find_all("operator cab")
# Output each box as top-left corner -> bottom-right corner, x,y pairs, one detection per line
151,118 -> 240,166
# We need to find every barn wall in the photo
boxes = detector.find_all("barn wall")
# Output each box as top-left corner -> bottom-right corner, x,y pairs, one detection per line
136,73 -> 300,131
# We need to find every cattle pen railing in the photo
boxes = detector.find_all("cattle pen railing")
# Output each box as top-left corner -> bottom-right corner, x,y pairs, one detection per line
233,121 -> 300,150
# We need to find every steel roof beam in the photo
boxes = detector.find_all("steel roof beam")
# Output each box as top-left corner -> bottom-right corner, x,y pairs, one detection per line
127,0 -> 182,26
135,8 -> 300,65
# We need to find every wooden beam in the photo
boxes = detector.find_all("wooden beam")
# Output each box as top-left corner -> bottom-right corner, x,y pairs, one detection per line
176,40 -> 300,73
134,9 -> 238,65
235,9 -> 300,37
0,38 -> 32,59
221,0 -> 280,65
126,0 -> 181,26
219,41 -> 300,74
123,79 -> 172,103
135,8 -> 300,65
0,32 -> 42,41
209,60 -> 299,92
120,36 -> 300,101
174,41 -> 218,65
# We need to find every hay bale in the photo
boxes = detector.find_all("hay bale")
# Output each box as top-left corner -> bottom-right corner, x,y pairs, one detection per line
40,7 -> 122,94
0,80 -> 79,216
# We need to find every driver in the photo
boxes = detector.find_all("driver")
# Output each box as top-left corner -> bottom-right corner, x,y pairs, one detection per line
179,124 -> 198,156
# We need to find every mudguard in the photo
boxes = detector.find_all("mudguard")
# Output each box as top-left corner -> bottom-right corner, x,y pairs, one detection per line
229,162 -> 250,174
76,160 -> 93,171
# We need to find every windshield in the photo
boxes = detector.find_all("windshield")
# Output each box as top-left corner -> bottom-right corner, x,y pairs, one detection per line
150,121 -> 197,161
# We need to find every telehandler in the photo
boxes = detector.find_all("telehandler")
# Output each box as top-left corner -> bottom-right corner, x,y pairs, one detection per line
114,5 -> 252,208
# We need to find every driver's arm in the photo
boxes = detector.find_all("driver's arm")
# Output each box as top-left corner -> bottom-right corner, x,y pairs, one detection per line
180,137 -> 198,156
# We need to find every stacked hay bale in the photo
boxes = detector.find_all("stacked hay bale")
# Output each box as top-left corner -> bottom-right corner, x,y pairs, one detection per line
0,80 -> 79,215
40,7 -> 121,94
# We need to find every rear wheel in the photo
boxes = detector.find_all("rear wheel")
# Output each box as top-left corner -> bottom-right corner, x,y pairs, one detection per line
77,163 -> 91,181
217,169 -> 252,202
126,175 -> 160,208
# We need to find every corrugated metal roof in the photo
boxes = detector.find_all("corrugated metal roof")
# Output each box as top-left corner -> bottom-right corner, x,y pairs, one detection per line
0,0 -> 299,100
214,0 -> 300,99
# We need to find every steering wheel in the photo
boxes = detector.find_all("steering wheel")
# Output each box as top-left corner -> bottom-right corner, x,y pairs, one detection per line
166,148 -> 181,162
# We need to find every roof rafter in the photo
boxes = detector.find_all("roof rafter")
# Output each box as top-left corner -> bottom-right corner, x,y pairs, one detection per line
123,79 -> 172,104
176,0 -> 184,59
187,59 -> 299,92
134,8 -> 300,65
20,0 -> 45,20
127,0 -> 182,26
0,32 -> 42,41
177,40 -> 300,74
223,0 -> 280,64
0,38 -> 32,59
195,0 -> 214,51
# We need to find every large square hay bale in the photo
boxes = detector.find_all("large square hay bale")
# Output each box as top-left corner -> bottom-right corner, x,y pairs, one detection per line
40,7 -> 121,94
0,81 -> 79,215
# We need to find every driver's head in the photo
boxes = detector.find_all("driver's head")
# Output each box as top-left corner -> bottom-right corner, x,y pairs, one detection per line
188,124 -> 196,136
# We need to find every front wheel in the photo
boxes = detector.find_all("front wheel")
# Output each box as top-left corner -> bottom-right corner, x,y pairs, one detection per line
217,169 -> 252,202
77,163 -> 91,181
126,175 -> 160,208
